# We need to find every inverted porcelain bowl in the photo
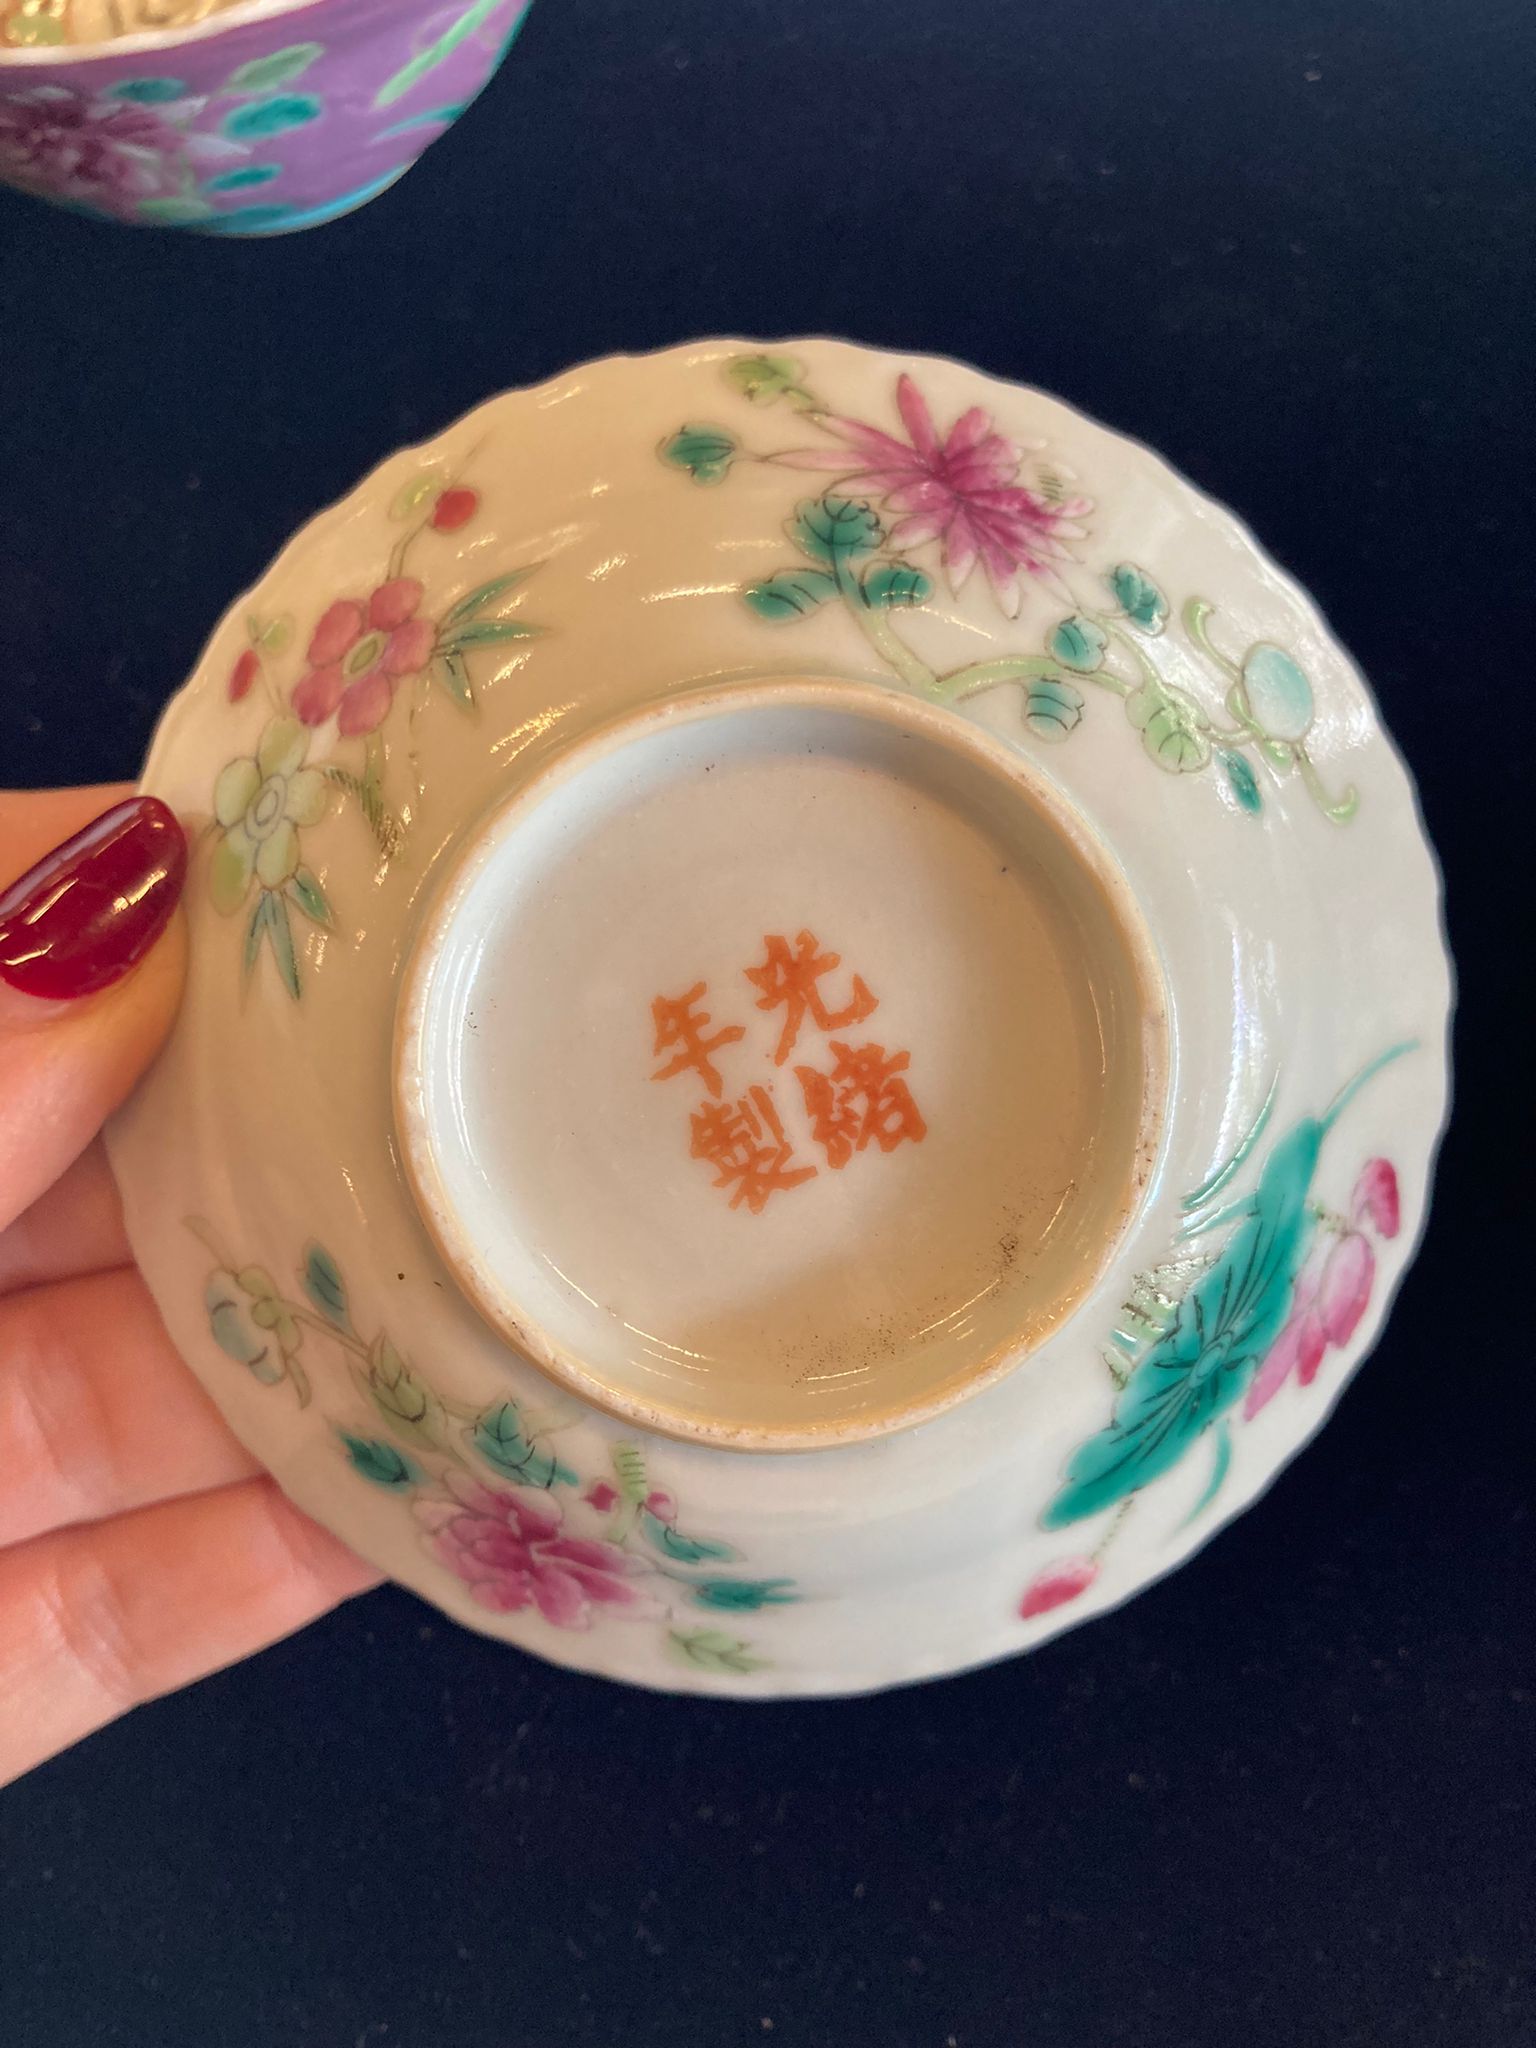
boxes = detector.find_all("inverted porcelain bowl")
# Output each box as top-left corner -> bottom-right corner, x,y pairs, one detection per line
107,338 -> 1451,1696
0,0 -> 532,233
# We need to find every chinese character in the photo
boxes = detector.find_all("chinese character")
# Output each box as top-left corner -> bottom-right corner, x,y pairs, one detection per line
745,929 -> 878,1065
796,1040 -> 928,1168
689,1084 -> 818,1214
650,981 -> 746,1098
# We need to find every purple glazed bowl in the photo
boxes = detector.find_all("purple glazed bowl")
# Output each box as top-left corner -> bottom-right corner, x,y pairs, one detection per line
0,0 -> 532,232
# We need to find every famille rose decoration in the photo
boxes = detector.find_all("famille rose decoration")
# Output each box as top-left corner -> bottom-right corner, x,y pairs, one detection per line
106,340 -> 1450,1695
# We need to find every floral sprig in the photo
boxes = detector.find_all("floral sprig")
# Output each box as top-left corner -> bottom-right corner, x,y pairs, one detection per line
204,473 -> 547,999
1017,1047 -> 1409,1624
659,354 -> 1359,824
189,1224 -> 794,1671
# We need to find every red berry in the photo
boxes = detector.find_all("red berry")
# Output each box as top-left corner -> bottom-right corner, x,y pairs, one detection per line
228,648 -> 259,701
431,487 -> 478,532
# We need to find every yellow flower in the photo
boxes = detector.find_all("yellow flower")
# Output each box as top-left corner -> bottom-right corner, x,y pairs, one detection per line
209,716 -> 328,914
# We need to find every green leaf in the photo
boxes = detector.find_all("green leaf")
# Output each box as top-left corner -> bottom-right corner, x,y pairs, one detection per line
1048,616 -> 1108,672
206,1271 -> 283,1383
861,562 -> 933,609
288,866 -> 332,927
658,423 -> 738,485
302,1243 -> 350,1329
136,196 -> 214,225
638,1507 -> 739,1564
242,893 -> 270,979
373,0 -> 506,109
106,77 -> 186,103
791,495 -> 883,567
689,1577 -> 798,1613
1125,682 -> 1211,773
471,1401 -> 578,1489
1022,676 -> 1085,741
338,1432 -> 421,1489
443,567 -> 539,629
742,568 -> 838,621
611,1443 -> 649,1505
374,102 -> 469,140
1044,1111 -> 1334,1527
224,43 -> 323,94
367,1336 -> 445,1449
441,619 -> 543,649
668,1629 -> 767,1675
1241,643 -> 1315,742
724,354 -> 809,405
206,165 -> 282,193
1219,749 -> 1263,813
321,766 -> 403,857
263,889 -> 301,998
222,94 -> 322,143
389,470 -> 445,522
435,650 -> 473,708
1108,562 -> 1169,632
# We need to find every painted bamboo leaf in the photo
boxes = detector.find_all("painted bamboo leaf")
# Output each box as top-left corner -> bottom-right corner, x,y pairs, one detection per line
443,567 -> 539,629
436,650 -> 473,707
289,866 -> 332,926
373,0 -> 507,109
442,619 -> 543,649
264,890 -> 301,997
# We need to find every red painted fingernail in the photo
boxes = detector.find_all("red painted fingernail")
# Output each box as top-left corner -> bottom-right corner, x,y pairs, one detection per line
0,796 -> 187,1002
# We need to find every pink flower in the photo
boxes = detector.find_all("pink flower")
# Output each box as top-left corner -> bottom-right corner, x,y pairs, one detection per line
1352,1158 -> 1400,1239
583,1480 -> 619,1513
0,84 -> 232,221
291,577 -> 436,737
775,375 -> 1091,616
417,1473 -> 648,1628
1316,1231 -> 1374,1348
1245,1233 -> 1378,1418
1019,1556 -> 1099,1619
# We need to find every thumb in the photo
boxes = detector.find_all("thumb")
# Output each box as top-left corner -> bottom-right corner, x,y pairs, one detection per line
0,787 -> 187,1231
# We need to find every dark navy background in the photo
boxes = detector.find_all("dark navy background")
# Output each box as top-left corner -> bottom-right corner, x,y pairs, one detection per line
2,2 -> 1531,2042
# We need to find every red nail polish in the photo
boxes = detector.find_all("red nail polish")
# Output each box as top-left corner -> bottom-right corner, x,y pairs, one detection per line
0,796 -> 187,1001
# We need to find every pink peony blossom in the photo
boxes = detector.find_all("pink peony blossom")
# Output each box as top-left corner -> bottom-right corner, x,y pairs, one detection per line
0,84 -> 232,221
583,1480 -> 619,1514
417,1473 -> 648,1628
1019,1556 -> 1099,1619
775,374 -> 1091,616
292,577 -> 436,737
1352,1158 -> 1401,1239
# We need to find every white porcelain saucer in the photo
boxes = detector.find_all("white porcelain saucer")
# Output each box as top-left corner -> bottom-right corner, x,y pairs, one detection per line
107,339 -> 1451,1695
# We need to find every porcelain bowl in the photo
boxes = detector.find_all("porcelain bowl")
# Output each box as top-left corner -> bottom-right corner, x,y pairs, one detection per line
106,338 -> 1451,1695
0,0 -> 531,232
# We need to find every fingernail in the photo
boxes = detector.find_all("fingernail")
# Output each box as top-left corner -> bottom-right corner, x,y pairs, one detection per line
0,796 -> 187,1002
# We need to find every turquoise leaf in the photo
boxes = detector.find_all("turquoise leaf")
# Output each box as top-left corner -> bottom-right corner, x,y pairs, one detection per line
791,495 -> 883,566
689,1577 -> 798,1612
638,1507 -> 739,1565
1023,677 -> 1085,741
1219,749 -> 1263,813
471,1402 -> 578,1489
107,77 -> 187,103
743,569 -> 838,620
1042,1115 -> 1329,1527
861,562 -> 932,609
339,1432 -> 421,1489
1048,615 -> 1108,672
1108,563 -> 1169,632
302,1243 -> 350,1329
223,94 -> 323,142
1241,643 -> 1315,742
205,165 -> 282,193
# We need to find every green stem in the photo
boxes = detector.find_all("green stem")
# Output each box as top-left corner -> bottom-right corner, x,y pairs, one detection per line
285,1352 -> 313,1409
833,555 -> 938,693
1296,745 -> 1360,824
939,654 -> 1075,702
1181,596 -> 1244,683
290,1304 -> 372,1361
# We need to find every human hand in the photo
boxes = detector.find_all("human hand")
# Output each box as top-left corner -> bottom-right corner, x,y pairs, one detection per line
0,787 -> 380,1787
